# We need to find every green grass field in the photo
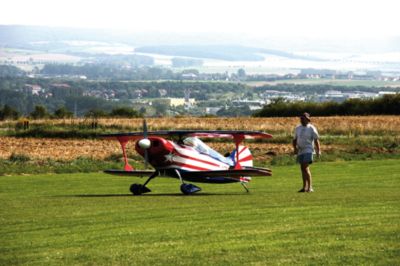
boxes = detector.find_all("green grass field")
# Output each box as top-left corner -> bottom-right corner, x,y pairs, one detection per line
1,160 -> 399,265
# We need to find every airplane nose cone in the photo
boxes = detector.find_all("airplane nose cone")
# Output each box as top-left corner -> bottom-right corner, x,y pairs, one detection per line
138,138 -> 151,149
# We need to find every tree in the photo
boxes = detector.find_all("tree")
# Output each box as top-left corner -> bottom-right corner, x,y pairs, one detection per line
153,101 -> 168,116
53,107 -> 73,119
139,106 -> 147,116
237,68 -> 246,80
84,109 -> 108,118
0,65 -> 25,77
0,105 -> 19,120
30,105 -> 49,119
109,107 -> 140,118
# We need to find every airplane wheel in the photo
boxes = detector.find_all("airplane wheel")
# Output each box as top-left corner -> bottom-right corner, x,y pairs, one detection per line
130,183 -> 143,195
180,183 -> 201,195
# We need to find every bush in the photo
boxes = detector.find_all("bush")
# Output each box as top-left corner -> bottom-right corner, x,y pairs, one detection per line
109,107 -> 140,118
9,153 -> 31,162
85,109 -> 108,118
53,107 -> 73,118
30,105 -> 49,119
0,105 -> 20,120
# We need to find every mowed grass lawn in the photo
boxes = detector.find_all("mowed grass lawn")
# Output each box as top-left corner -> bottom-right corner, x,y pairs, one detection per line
1,160 -> 399,265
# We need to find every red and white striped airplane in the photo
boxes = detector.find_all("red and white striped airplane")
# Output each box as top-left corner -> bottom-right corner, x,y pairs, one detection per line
102,123 -> 272,195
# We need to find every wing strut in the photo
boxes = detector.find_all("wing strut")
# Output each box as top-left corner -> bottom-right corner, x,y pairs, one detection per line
117,136 -> 134,171
233,134 -> 245,170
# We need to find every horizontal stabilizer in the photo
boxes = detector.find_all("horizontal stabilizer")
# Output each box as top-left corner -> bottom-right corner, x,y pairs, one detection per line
180,167 -> 271,179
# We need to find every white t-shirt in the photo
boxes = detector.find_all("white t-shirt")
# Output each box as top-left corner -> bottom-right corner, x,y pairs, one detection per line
293,124 -> 319,155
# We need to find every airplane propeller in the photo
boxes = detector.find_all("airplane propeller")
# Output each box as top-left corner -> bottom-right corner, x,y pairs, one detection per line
138,119 -> 150,168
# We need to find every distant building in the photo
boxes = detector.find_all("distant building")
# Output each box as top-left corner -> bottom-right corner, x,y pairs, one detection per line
261,90 -> 305,102
158,89 -> 168,97
231,99 -> 266,111
24,84 -> 42,95
300,68 -> 337,79
325,90 -> 343,97
205,107 -> 222,115
51,83 -> 71,89
181,73 -> 198,80
165,98 -> 196,107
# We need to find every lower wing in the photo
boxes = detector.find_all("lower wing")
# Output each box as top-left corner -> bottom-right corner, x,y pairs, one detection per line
103,167 -> 272,180
104,170 -> 155,177
180,167 -> 272,179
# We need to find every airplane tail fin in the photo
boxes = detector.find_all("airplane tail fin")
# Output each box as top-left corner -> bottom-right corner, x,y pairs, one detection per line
230,145 -> 253,167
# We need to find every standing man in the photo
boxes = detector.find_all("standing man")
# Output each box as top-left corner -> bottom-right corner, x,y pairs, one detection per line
292,112 -> 321,192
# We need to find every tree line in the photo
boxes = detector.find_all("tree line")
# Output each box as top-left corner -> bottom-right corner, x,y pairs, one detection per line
253,94 -> 400,117
0,105 -> 141,121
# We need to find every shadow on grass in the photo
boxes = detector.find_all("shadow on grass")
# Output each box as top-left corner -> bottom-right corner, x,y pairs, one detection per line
57,192 -> 245,198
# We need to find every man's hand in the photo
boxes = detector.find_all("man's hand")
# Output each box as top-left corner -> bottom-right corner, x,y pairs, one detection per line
316,151 -> 321,159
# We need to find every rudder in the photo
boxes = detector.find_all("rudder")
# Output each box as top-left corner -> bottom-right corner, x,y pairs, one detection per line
230,145 -> 253,167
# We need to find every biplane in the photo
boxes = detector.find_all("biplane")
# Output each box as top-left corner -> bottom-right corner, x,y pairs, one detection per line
101,121 -> 272,195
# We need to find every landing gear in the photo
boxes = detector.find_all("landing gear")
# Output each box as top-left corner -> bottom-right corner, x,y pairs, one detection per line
240,182 -> 250,193
180,183 -> 201,195
175,169 -> 201,195
130,183 -> 151,195
129,171 -> 158,195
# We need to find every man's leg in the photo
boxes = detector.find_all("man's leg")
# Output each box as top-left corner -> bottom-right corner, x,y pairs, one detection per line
300,164 -> 306,190
301,163 -> 311,191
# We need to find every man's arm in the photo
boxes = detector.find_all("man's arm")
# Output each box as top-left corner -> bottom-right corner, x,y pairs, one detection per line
292,138 -> 298,155
314,139 -> 321,158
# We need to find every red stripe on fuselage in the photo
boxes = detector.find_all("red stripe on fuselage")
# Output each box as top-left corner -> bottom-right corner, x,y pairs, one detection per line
170,162 -> 212,171
174,150 -> 222,167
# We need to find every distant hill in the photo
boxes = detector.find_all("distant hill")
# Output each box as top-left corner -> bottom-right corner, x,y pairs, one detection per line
0,25 -> 322,62
1,25 -> 398,64
135,45 -> 323,62
135,45 -> 265,61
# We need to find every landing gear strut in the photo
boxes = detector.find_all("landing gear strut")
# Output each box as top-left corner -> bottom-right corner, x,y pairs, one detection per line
175,169 -> 201,195
240,182 -> 250,193
129,171 -> 158,195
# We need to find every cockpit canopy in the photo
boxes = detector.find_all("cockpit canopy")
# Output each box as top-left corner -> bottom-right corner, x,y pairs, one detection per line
183,137 -> 234,166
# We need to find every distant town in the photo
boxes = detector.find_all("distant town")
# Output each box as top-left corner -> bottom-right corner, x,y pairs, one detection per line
15,67 -> 399,116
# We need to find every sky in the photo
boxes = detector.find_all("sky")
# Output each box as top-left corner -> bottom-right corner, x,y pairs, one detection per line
2,0 -> 400,38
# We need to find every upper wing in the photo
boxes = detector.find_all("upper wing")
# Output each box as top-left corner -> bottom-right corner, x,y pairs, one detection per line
100,132 -> 169,141
100,130 -> 272,140
185,131 -> 272,139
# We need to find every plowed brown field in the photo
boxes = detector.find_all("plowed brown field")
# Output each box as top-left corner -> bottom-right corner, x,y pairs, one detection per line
1,116 -> 398,161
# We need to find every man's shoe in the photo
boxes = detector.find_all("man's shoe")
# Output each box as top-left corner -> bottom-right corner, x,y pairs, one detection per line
307,188 -> 314,192
298,188 -> 306,192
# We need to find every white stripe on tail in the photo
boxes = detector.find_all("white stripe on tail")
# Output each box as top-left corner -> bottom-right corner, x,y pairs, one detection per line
231,145 -> 253,167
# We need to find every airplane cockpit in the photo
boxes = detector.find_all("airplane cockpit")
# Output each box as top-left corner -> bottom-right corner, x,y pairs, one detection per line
182,137 -> 234,166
